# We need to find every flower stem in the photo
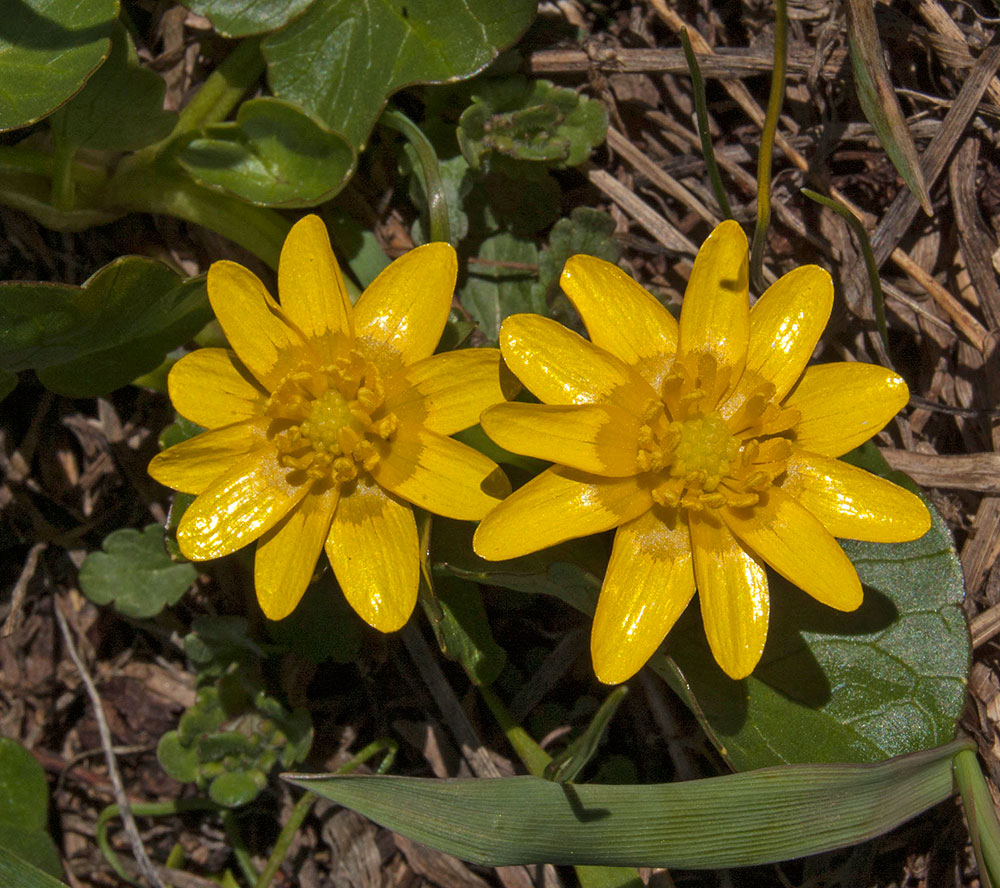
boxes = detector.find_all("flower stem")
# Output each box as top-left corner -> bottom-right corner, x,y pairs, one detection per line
749,0 -> 788,293
954,746 -> 1000,886
174,37 -> 265,135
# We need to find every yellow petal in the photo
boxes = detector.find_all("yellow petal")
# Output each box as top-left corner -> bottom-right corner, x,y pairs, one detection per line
371,426 -> 510,520
254,483 -> 340,621
277,214 -> 353,362
353,243 -> 456,372
480,402 -> 642,477
499,312 -> 655,414
168,348 -> 267,429
560,255 -> 678,373
784,363 -> 909,457
721,486 -> 863,611
325,478 -> 418,632
208,260 -> 312,390
781,449 -> 931,542
473,466 -> 652,561
689,510 -> 769,679
383,347 -> 513,436
177,453 -> 309,560
742,265 -> 833,401
678,219 -> 749,380
591,508 -> 696,685
148,419 -> 269,495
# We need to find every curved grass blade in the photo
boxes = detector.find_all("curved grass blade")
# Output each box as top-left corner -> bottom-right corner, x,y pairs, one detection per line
288,738 -> 968,868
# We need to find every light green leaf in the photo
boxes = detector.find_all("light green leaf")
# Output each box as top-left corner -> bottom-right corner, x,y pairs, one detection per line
50,21 -> 176,152
176,97 -> 354,207
460,231 -> 540,342
0,0 -> 117,131
288,738 -> 968,868
79,525 -> 197,618
0,738 -> 61,877
179,0 -> 317,37
263,0 -> 536,150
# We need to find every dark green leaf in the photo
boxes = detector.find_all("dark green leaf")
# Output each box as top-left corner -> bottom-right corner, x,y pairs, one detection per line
326,211 -> 390,290
408,152 -> 472,245
0,844 -> 63,885
51,22 -> 176,152
431,575 -> 506,686
0,0 -> 117,131
480,166 -> 562,236
266,573 -> 363,665
177,97 -> 354,207
544,686 -> 628,783
0,369 -> 16,401
0,738 -> 61,877
179,0 -> 317,37
79,525 -> 197,618
460,232 -> 539,342
263,0 -> 536,150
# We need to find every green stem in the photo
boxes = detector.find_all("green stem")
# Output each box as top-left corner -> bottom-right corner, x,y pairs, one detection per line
220,808 -> 261,887
954,747 -> 1000,887
0,145 -> 107,188
177,37 -> 264,134
749,0 -> 788,293
679,28 -> 732,220
380,107 -> 452,245
49,133 -> 76,211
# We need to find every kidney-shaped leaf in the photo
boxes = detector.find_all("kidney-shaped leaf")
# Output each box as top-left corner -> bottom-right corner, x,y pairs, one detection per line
180,0 -> 317,37
263,0 -> 537,150
176,97 -> 354,207
0,0 -> 118,131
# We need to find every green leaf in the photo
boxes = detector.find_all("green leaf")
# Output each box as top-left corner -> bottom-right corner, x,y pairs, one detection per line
156,731 -> 201,783
0,738 -> 61,877
79,525 -> 197,618
431,575 -> 506,686
0,0 -> 117,132
50,21 -> 177,152
210,768 -> 267,808
177,97 -> 354,207
408,152 -> 472,245
846,0 -> 931,215
263,0 -> 536,150
0,258 -> 211,396
265,573 -> 363,665
178,0 -> 317,37
544,686 -> 628,784
460,231 -> 540,342
288,738 -> 968,868
0,844 -> 65,887
326,211 -> 390,290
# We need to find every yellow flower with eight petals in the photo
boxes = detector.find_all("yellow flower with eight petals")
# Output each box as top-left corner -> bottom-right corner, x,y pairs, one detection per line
473,220 -> 930,683
150,215 -> 509,630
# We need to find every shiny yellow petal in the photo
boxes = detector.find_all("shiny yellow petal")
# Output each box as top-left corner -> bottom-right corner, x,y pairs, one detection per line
480,402 -> 642,477
473,466 -> 652,561
781,449 -> 931,542
743,265 -> 833,401
208,260 -> 312,389
560,254 -> 679,370
371,426 -> 509,520
591,509 -> 696,685
689,511 -> 769,679
177,454 -> 309,560
383,347 -> 512,436
784,363 -> 910,457
721,486 -> 863,611
277,215 -> 353,362
499,312 -> 655,414
325,478 -> 418,632
148,419 -> 269,495
353,243 -> 456,371
678,219 -> 749,379
254,483 -> 339,621
168,348 -> 267,429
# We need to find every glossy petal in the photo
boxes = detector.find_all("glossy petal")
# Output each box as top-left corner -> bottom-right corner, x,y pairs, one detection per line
371,426 -> 510,520
781,449 -> 931,542
480,402 -> 642,477
499,312 -> 654,414
689,511 -> 769,679
326,479 -> 418,632
784,363 -> 910,457
177,454 -> 309,560
353,242 -> 456,371
207,260 -> 312,390
277,214 -> 352,362
383,348 -> 512,436
678,219 -> 749,380
473,467 -> 652,561
560,254 -> 679,369
254,483 -> 339,621
721,487 -> 863,611
591,508 -> 696,685
742,265 -> 833,401
148,419 -> 269,495
168,348 -> 267,429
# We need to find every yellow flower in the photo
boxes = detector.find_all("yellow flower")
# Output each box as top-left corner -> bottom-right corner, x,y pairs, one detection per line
473,220 -> 930,683
149,215 -> 510,630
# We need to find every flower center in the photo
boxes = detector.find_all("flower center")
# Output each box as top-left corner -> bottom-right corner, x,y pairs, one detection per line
265,350 -> 399,483
635,354 -> 798,512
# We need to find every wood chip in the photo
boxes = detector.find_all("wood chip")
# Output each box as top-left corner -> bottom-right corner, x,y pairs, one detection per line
879,447 -> 1000,492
